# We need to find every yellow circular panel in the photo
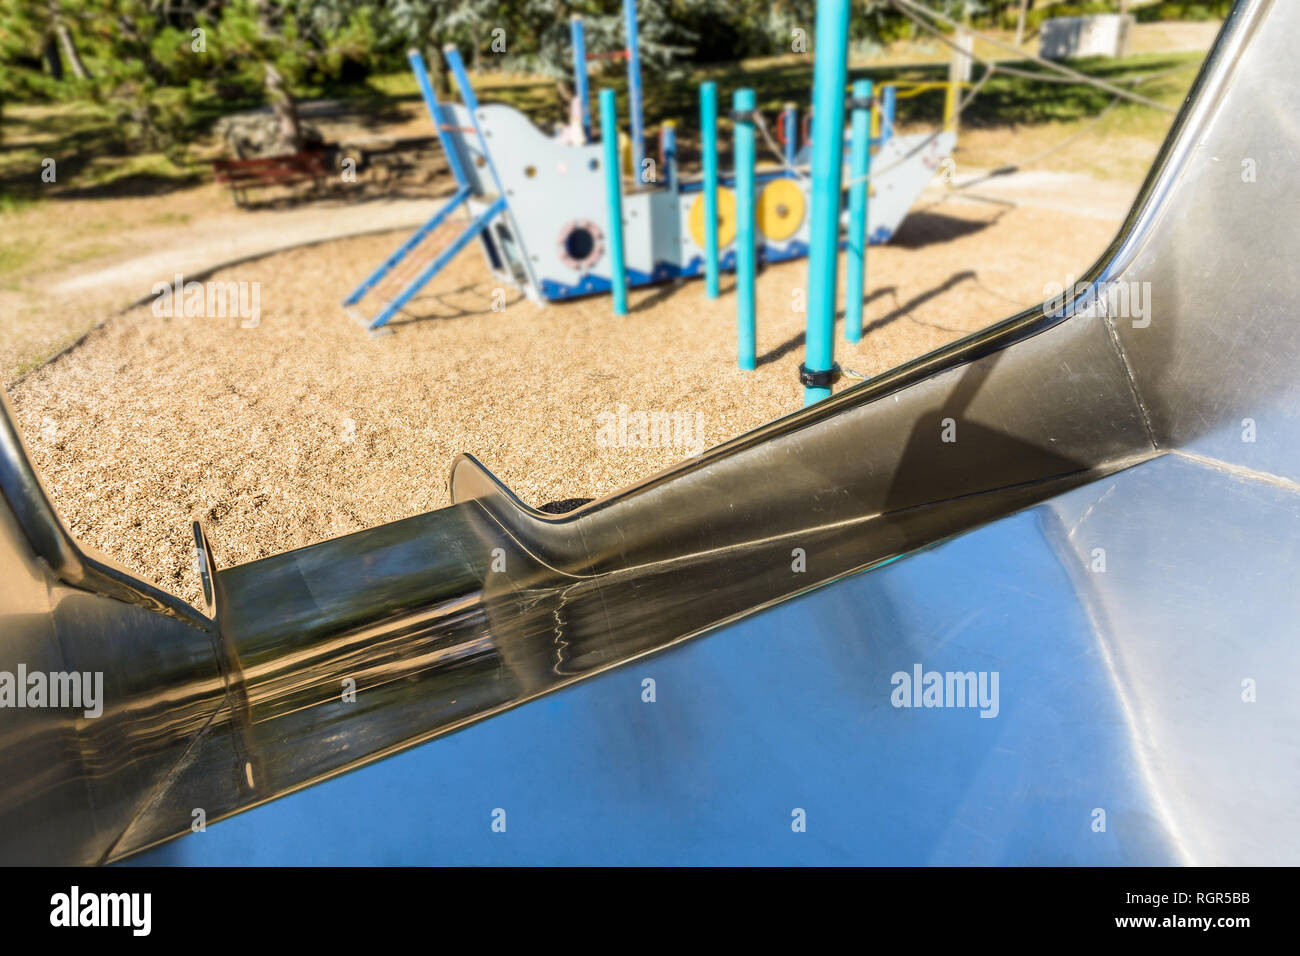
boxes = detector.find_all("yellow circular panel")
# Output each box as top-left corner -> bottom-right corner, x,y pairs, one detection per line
756,179 -> 806,241
688,187 -> 737,249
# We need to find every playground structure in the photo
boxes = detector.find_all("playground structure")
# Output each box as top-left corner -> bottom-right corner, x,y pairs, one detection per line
341,0 -> 957,334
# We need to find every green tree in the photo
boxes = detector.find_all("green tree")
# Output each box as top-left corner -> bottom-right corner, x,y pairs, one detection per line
0,0 -> 95,98
210,0 -> 377,151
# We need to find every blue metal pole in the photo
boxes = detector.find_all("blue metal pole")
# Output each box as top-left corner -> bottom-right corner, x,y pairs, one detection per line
882,85 -> 897,147
623,0 -> 645,185
444,44 -> 544,299
783,103 -> 797,168
570,16 -> 591,140
662,122 -> 677,191
803,0 -> 851,406
443,46 -> 481,112
700,81 -> 720,300
845,79 -> 873,344
408,49 -> 470,191
600,89 -> 629,315
734,88 -> 757,371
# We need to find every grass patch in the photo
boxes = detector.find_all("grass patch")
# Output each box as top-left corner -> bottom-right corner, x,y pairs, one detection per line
0,230 -> 126,284
1,47 -> 1203,201
0,194 -> 41,215
145,211 -> 194,227
0,102 -> 205,203
0,239 -> 46,280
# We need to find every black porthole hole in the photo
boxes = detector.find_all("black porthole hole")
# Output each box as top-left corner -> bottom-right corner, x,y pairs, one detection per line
565,227 -> 596,263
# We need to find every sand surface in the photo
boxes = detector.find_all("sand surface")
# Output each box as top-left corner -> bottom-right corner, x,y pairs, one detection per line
8,187 -> 1121,607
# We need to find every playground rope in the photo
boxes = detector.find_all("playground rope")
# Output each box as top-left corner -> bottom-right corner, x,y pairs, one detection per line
751,62 -> 996,189
838,63 -> 998,189
844,19 -> 1199,192
947,61 -> 1199,189
753,112 -> 810,181
751,5 -> 1199,194
952,97 -> 1123,191
887,0 -> 1178,114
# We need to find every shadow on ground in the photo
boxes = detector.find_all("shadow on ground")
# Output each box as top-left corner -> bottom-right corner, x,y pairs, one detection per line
890,209 -> 1005,249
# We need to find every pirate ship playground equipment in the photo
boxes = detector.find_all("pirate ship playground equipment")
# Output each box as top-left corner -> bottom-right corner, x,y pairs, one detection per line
341,0 -> 957,333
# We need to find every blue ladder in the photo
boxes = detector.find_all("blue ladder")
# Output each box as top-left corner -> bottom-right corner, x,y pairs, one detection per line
341,49 -> 513,331
342,193 -> 505,331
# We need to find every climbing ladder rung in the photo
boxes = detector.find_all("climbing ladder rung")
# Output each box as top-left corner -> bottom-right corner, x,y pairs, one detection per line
342,185 -> 473,310
363,198 -> 507,331
373,222 -> 472,298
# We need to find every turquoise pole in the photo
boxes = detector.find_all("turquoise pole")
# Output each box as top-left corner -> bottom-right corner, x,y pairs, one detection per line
700,82 -> 720,300
845,79 -> 873,344
599,89 -> 628,315
734,88 -> 757,370
803,0 -> 851,406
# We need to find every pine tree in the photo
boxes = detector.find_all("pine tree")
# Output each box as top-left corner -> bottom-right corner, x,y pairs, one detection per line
208,0 -> 377,153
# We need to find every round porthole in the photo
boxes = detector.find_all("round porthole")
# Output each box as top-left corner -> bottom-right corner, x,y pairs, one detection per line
558,219 -> 605,271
